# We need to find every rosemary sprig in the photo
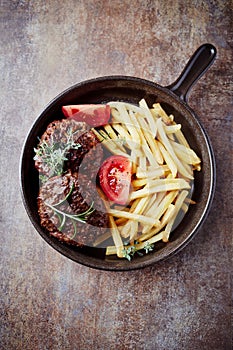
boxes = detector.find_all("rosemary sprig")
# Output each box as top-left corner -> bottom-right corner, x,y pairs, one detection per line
34,127 -> 81,179
45,201 -> 95,224
44,182 -> 95,238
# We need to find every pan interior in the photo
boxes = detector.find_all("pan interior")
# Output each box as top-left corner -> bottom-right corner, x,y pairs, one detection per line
21,77 -> 214,270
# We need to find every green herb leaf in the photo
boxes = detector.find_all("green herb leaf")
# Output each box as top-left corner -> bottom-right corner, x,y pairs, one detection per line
122,245 -> 137,261
34,127 -> 81,178
44,183 -> 95,235
45,201 -> 95,225
122,240 -> 155,261
143,241 -> 154,254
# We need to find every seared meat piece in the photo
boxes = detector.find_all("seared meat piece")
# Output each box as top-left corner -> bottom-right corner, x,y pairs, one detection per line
38,172 -> 109,247
65,128 -> 103,180
34,118 -> 103,180
34,119 -> 86,177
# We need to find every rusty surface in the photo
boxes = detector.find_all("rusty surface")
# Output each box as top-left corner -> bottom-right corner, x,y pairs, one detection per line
0,1 -> 232,349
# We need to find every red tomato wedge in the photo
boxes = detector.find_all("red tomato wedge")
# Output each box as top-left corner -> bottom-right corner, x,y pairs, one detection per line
98,155 -> 132,205
62,104 -> 111,127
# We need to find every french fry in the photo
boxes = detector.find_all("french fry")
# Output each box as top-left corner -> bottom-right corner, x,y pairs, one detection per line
139,99 -> 157,137
129,178 -> 190,200
175,127 -> 191,148
146,232 -> 164,244
170,139 -> 201,166
132,178 -> 148,188
122,102 -> 145,114
106,230 -> 165,256
106,245 -> 117,255
157,140 -> 177,177
108,102 -> 131,123
139,151 -> 147,172
121,196 -> 151,239
164,124 -> 181,134
151,103 -> 173,125
132,196 -> 150,215
181,202 -> 189,213
106,231 -> 165,256
91,128 -> 126,155
103,124 -> 119,140
129,221 -> 139,241
110,107 -> 121,121
109,102 -> 141,145
130,148 -> 139,175
109,215 -> 124,258
93,100 -> 201,260
115,217 -> 128,226
137,232 -> 165,248
144,191 -> 164,215
103,124 -> 126,152
111,123 -> 131,140
141,142 -> 160,167
157,118 -> 194,179
97,187 -> 124,257
137,114 -> 163,164
142,191 -> 178,234
108,208 -> 160,227
140,204 -> 176,242
144,165 -> 169,178
125,112 -> 160,167
128,110 -> 142,146
119,220 -> 131,238
164,190 -> 189,241
111,123 -> 135,150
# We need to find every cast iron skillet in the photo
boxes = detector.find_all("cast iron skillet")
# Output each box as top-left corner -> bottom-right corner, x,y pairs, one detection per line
20,43 -> 217,271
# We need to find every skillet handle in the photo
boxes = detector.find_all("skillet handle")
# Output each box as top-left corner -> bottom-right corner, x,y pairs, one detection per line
166,43 -> 217,102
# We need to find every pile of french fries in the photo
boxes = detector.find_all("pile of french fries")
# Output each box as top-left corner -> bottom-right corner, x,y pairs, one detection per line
92,99 -> 201,258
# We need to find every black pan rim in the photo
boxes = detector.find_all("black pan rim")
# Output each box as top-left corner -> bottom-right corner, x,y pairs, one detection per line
19,74 -> 216,271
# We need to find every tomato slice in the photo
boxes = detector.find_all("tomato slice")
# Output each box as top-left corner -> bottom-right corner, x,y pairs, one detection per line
98,155 -> 132,205
62,104 -> 111,127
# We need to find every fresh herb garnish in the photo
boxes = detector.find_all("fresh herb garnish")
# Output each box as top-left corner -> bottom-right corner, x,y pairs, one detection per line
122,244 -> 137,261
45,182 -> 95,239
34,127 -> 81,179
46,201 -> 95,225
39,174 -> 49,184
122,240 -> 155,261
143,241 -> 155,254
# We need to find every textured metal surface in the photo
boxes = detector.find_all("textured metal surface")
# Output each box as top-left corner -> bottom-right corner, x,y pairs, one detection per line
1,1 -> 232,349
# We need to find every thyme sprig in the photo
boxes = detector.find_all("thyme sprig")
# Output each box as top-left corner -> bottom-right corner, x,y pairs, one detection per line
34,127 -> 81,179
122,240 -> 155,261
143,241 -> 155,254
45,183 -> 95,238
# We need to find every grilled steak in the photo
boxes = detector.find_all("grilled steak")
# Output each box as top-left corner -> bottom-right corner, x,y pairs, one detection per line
34,118 -> 103,180
65,127 -> 103,180
38,172 -> 109,246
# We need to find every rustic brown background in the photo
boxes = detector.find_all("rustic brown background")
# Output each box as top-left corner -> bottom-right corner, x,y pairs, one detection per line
1,1 -> 232,349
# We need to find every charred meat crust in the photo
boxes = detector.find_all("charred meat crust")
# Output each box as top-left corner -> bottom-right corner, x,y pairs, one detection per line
65,128 -> 103,179
38,172 -> 109,247
35,118 -> 103,179
35,118 -> 109,247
